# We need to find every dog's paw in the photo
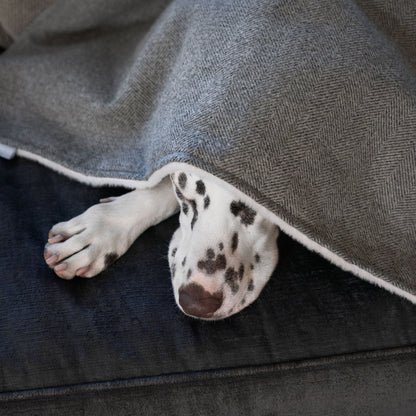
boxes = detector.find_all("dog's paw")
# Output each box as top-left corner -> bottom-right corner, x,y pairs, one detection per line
44,199 -> 130,280
43,178 -> 179,280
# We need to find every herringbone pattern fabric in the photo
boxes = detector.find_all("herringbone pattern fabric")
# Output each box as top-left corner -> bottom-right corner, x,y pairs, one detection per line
0,0 -> 415,297
0,0 -> 55,46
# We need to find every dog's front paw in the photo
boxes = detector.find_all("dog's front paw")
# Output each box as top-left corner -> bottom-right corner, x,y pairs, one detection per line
43,179 -> 179,280
44,202 -> 126,280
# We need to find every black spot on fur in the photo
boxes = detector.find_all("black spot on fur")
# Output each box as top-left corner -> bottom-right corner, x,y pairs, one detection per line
241,297 -> 246,306
187,269 -> 192,279
190,200 -> 198,230
196,180 -> 206,195
182,203 -> 189,215
216,254 -> 226,270
182,257 -> 187,267
230,201 -> 256,226
255,253 -> 260,263
171,263 -> 176,280
231,232 -> 239,253
104,252 -> 118,268
206,248 -> 215,259
219,242 -> 224,251
198,253 -> 226,275
178,172 -> 187,189
203,195 -> 210,209
248,279 -> 254,291
171,248 -> 177,258
225,267 -> 239,294
175,186 -> 184,201
250,263 -> 254,270
238,264 -> 244,281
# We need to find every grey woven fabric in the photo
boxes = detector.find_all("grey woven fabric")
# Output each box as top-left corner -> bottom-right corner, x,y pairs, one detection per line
0,0 -> 415,300
0,25 -> 12,49
0,0 -> 55,47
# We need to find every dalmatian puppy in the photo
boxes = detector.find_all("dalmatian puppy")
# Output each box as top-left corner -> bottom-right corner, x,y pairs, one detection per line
44,172 -> 279,320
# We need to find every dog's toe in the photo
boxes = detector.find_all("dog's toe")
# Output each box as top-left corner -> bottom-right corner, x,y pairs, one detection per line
45,214 -> 121,280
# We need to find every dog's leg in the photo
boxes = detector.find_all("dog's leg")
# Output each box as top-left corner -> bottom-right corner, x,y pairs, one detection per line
44,177 -> 178,279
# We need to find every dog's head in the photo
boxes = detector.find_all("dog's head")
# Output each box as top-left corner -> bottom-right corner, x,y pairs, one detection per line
168,172 -> 279,320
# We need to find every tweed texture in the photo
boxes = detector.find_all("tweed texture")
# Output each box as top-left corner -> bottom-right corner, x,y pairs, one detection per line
0,0 -> 55,47
0,0 -> 415,298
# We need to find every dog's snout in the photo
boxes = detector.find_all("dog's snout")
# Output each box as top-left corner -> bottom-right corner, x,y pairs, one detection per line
179,283 -> 223,319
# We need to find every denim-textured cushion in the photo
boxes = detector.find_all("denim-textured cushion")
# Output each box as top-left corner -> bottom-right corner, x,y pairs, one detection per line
1,158 -> 416,414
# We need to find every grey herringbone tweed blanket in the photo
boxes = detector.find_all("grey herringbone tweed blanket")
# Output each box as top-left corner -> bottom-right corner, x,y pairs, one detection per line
0,0 -> 415,302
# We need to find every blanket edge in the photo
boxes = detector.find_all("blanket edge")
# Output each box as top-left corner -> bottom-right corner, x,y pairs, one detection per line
16,148 -> 416,305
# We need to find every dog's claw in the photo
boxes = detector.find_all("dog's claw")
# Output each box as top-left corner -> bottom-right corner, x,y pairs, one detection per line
46,254 -> 58,265
76,266 -> 90,277
48,234 -> 64,244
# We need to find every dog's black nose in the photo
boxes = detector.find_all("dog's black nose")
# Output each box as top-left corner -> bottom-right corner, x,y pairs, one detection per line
179,283 -> 223,319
